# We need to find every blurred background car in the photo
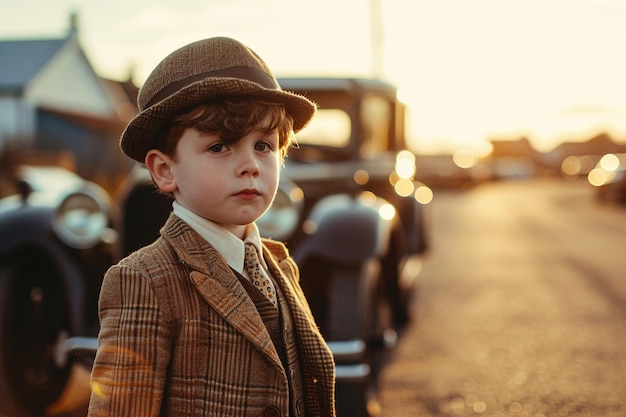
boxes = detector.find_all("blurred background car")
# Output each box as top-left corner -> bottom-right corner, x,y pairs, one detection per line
0,166 -> 119,417
587,153 -> 626,205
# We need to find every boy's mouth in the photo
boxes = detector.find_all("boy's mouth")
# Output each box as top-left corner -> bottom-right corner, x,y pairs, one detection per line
234,188 -> 261,200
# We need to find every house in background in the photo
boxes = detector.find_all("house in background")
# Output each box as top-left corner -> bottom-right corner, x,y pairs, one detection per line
0,13 -> 137,192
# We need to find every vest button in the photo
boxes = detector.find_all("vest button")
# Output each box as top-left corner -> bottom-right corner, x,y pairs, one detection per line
263,406 -> 281,417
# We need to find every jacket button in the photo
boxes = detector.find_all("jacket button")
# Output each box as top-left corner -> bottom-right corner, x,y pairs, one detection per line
263,406 -> 280,417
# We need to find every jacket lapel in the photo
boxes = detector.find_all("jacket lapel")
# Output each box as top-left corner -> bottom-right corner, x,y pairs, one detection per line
262,240 -> 336,376
160,215 -> 282,368
262,240 -> 318,335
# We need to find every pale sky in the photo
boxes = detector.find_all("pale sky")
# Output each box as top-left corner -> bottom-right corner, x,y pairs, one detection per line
2,0 -> 626,153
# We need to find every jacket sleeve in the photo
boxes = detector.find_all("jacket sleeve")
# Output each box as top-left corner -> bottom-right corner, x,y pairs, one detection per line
87,263 -> 171,417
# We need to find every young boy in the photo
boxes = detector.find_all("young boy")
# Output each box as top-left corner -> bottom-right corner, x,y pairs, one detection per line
88,37 -> 336,417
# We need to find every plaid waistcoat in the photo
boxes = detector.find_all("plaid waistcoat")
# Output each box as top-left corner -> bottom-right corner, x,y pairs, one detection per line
235,269 -> 306,416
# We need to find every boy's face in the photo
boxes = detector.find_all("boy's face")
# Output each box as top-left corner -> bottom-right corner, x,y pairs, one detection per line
153,121 -> 281,238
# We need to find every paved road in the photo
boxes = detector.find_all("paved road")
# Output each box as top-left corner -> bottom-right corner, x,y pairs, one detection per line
378,178 -> 626,417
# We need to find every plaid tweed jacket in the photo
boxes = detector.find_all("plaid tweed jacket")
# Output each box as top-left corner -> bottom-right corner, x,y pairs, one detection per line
87,214 -> 336,417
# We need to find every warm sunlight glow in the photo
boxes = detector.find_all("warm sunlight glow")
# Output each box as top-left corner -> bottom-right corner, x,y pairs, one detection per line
599,154 -> 620,172
388,171 -> 399,186
289,187 -> 304,203
358,191 -> 377,207
414,184 -> 433,204
395,150 -> 416,179
394,178 -> 415,197
353,169 -> 370,185
378,203 -> 396,220
588,168 -> 614,187
452,148 -> 478,169
3,1 -> 626,153
561,156 -> 583,177
562,155 -> 596,177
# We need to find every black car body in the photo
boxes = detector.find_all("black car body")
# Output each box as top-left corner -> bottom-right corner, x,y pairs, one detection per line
264,78 -> 430,415
0,166 -> 119,417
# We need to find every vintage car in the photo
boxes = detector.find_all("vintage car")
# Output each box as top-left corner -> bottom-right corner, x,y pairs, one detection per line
267,78 -> 430,416
119,77 -> 432,416
0,166 -> 119,417
588,153 -> 626,205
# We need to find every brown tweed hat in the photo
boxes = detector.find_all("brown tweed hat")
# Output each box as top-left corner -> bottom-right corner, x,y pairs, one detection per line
120,36 -> 316,163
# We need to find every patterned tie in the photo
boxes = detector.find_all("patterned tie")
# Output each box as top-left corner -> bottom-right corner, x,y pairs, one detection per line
244,243 -> 277,307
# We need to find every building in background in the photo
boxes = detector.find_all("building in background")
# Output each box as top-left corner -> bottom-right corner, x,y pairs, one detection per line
0,13 -> 137,192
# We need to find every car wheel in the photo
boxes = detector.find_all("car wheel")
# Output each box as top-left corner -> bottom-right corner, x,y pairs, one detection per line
326,259 -> 391,417
0,255 -> 72,417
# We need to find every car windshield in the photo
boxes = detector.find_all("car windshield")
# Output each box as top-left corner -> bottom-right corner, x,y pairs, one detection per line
360,94 -> 393,158
295,109 -> 351,148
287,89 -> 396,163
289,108 -> 352,162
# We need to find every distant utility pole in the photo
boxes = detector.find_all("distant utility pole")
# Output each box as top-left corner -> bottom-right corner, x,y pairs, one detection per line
369,0 -> 384,79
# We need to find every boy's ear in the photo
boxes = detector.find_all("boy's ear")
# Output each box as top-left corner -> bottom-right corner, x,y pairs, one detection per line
145,150 -> 177,193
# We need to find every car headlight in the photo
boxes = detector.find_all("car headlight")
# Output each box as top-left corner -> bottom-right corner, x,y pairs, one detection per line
52,188 -> 110,249
257,179 -> 303,241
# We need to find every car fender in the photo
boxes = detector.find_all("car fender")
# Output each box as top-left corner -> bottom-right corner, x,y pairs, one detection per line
0,207 -> 86,335
293,193 -> 395,265
0,205 -> 52,253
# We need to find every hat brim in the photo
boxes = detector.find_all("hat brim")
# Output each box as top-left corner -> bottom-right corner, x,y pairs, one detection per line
120,77 -> 316,163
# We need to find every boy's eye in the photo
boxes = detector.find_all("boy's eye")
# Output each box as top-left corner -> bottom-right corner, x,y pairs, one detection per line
208,143 -> 225,153
255,132 -> 278,152
255,142 -> 271,152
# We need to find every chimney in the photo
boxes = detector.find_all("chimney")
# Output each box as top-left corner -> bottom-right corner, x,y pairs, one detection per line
69,10 -> 79,36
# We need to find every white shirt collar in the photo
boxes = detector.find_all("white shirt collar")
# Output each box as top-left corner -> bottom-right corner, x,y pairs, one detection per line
172,201 -> 266,275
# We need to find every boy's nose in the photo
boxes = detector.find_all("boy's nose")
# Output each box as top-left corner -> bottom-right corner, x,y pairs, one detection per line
238,153 -> 260,177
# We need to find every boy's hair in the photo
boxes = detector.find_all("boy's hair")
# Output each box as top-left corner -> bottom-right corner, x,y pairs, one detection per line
154,97 -> 295,161
121,37 -> 315,163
